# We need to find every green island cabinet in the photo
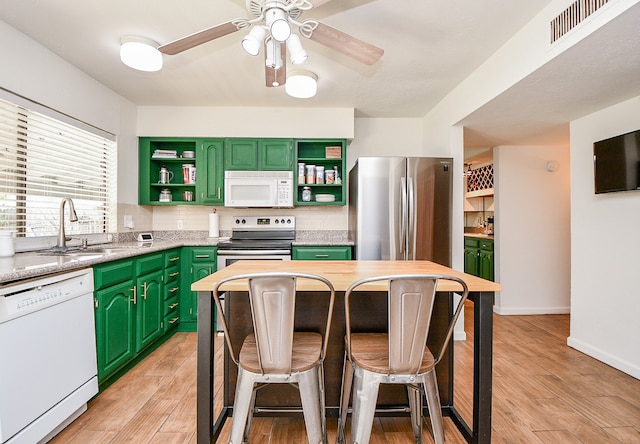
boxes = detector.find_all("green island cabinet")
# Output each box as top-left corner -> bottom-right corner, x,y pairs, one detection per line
93,252 -> 167,384
292,245 -> 352,260
180,247 -> 217,332
463,237 -> 494,281
295,139 -> 347,205
224,138 -> 293,171
139,137 -> 224,205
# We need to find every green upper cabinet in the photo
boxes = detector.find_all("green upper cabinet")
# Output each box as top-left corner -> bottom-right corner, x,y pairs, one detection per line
224,138 -> 258,170
294,139 -> 346,206
258,139 -> 293,170
198,139 -> 224,205
139,137 -> 201,205
224,138 -> 293,171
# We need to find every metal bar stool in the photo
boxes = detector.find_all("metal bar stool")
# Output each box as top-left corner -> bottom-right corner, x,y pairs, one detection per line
337,274 -> 469,444
213,272 -> 336,444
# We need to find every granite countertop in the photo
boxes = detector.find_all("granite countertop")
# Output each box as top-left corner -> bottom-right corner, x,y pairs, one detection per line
464,233 -> 495,240
0,239 -> 223,286
0,230 -> 353,285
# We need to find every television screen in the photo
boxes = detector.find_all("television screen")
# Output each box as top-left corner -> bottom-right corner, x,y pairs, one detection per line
593,129 -> 640,194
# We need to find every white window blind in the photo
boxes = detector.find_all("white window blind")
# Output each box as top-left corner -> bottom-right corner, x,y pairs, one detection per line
0,95 -> 117,237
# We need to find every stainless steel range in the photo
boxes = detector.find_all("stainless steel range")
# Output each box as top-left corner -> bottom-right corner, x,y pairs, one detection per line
216,215 -> 295,270
215,215 -> 294,332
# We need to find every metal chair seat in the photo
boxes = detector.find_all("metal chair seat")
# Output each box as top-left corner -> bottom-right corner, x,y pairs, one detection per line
337,274 -> 469,444
349,333 -> 436,374
239,332 -> 322,373
213,272 -> 335,444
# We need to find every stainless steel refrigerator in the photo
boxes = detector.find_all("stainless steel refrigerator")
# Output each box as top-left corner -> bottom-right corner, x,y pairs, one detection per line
348,157 -> 452,266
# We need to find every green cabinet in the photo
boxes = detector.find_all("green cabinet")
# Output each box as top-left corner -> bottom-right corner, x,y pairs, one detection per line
478,239 -> 494,282
464,237 -> 494,281
224,138 -> 293,171
163,249 -> 181,332
94,269 -> 136,382
292,245 -> 352,260
139,137 -> 201,205
295,139 -> 346,205
198,139 -> 224,205
94,252 -> 167,383
180,247 -> 217,332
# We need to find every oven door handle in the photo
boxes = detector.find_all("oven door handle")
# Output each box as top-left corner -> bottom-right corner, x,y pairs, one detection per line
216,249 -> 291,255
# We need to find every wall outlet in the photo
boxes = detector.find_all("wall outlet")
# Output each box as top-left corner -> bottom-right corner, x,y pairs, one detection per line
124,215 -> 134,229
177,220 -> 183,230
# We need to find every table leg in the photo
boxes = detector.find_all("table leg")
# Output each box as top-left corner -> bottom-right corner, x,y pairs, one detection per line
197,291 -> 219,444
472,291 -> 493,443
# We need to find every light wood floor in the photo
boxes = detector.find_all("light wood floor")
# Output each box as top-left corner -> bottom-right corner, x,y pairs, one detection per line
50,303 -> 640,443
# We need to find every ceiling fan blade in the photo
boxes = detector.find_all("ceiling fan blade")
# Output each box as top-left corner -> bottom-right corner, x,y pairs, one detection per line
159,21 -> 243,55
304,21 -> 383,65
265,42 -> 287,87
307,0 -> 333,7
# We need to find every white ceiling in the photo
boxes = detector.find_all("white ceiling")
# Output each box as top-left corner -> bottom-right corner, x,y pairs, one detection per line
2,0 -> 640,147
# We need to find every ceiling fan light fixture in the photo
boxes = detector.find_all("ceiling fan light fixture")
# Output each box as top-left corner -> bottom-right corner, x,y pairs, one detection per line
120,36 -> 163,72
241,26 -> 266,56
266,8 -> 291,42
265,38 -> 284,70
286,34 -> 307,64
285,70 -> 317,99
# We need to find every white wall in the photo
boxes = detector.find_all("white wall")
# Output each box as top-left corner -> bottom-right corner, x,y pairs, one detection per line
0,20 -> 139,211
568,96 -> 640,379
493,145 -> 571,314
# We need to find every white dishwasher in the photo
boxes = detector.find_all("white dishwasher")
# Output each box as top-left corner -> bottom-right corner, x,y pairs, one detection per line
0,268 -> 98,444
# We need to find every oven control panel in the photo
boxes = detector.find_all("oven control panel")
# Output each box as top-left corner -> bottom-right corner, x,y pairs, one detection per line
232,215 -> 295,230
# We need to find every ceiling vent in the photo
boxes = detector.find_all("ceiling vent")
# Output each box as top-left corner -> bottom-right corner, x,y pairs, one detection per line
550,0 -> 610,44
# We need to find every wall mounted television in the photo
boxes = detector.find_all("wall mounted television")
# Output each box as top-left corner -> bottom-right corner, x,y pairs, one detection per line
593,129 -> 640,194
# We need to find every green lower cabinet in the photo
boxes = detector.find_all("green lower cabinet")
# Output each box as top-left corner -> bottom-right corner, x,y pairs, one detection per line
479,239 -> 494,282
135,269 -> 163,351
292,246 -> 352,260
95,279 -> 136,381
180,247 -> 217,332
94,252 -> 171,385
464,238 -> 480,276
464,237 -> 494,281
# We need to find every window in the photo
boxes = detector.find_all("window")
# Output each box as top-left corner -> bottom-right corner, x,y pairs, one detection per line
0,93 -> 117,238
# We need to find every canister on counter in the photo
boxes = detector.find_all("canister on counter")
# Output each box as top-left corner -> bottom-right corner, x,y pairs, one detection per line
298,162 -> 306,184
315,165 -> 325,184
305,164 -> 316,184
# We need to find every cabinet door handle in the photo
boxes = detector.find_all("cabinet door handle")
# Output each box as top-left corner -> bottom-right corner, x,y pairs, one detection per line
142,282 -> 148,300
170,271 -> 179,277
169,317 -> 180,324
169,257 -> 180,262
315,254 -> 330,258
217,187 -> 221,199
169,302 -> 179,309
170,286 -> 179,293
195,254 -> 210,259
130,286 -> 137,305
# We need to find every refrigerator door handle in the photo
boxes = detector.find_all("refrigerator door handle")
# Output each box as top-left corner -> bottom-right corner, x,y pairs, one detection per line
400,176 -> 407,257
408,176 -> 415,260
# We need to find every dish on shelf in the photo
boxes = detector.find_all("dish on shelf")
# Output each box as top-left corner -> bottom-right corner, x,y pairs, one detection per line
315,194 -> 335,202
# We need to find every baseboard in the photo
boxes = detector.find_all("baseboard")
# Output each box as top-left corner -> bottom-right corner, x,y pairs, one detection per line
454,331 -> 467,341
493,306 -> 570,315
567,336 -> 640,379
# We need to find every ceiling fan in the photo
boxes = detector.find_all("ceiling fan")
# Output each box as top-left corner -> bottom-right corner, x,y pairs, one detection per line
158,0 -> 384,88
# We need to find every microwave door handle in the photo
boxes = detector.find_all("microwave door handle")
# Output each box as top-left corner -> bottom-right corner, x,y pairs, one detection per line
400,176 -> 407,259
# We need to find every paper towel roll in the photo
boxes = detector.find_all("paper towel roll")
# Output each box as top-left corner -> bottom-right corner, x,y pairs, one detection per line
208,212 -> 219,238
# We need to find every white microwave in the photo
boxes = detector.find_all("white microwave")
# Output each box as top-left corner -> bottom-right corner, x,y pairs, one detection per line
224,170 -> 294,207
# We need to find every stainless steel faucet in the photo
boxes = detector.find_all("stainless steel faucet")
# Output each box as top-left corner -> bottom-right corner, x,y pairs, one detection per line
57,197 -> 78,249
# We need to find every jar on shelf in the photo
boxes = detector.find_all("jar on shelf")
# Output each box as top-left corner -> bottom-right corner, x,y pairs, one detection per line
159,188 -> 173,202
302,186 -> 312,202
